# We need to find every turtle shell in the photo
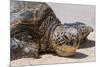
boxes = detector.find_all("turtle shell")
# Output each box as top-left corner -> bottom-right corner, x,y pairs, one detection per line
10,1 -> 57,41
10,1 -> 60,60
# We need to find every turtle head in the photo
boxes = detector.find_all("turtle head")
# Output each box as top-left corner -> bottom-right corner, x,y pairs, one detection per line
52,25 -> 79,57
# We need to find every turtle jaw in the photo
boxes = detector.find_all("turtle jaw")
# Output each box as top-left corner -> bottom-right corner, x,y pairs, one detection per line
53,42 -> 79,57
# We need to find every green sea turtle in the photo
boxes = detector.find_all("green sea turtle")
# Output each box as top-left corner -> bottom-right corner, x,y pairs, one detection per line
10,1 -> 93,60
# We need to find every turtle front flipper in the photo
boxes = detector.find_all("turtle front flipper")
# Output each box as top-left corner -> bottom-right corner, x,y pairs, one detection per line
77,23 -> 93,42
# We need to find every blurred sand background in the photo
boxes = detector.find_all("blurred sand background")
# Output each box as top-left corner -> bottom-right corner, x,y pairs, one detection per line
11,2 -> 95,67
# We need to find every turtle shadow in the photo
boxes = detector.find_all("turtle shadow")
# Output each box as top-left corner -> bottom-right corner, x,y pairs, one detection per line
50,52 -> 88,59
79,39 -> 95,49
39,51 -> 55,56
40,51 -> 88,59
66,52 -> 88,59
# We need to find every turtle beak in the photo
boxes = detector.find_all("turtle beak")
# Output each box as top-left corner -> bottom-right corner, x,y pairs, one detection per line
53,41 -> 79,57
55,44 -> 78,57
